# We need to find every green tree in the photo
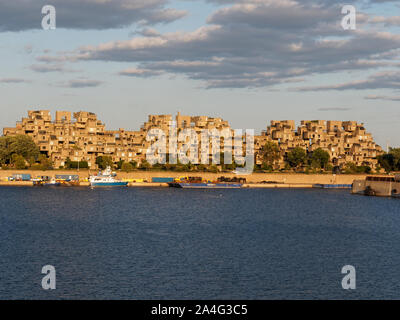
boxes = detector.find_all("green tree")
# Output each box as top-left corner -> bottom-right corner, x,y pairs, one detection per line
121,162 -> 134,172
377,154 -> 394,173
310,148 -> 330,169
377,148 -> 400,172
65,157 -> 88,169
286,147 -> 307,170
344,162 -> 372,174
116,160 -> 124,170
95,156 -> 113,169
38,154 -> 53,170
0,137 -> 9,165
261,141 -> 280,170
95,156 -> 103,168
209,165 -> 219,173
389,148 -> 400,170
130,161 -> 138,169
8,135 -> 39,161
12,154 -> 27,169
0,135 -> 39,165
139,160 -> 151,170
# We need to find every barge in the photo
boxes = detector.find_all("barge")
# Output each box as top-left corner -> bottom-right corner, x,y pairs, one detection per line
169,182 -> 243,189
313,184 -> 352,189
168,176 -> 244,189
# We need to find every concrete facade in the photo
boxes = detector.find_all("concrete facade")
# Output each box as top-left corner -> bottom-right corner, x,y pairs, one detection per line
3,111 -> 383,170
3,110 -> 234,169
254,120 -> 383,169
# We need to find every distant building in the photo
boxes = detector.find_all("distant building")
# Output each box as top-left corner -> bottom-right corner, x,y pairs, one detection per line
3,111 -> 383,170
3,110 -> 233,169
254,120 -> 384,169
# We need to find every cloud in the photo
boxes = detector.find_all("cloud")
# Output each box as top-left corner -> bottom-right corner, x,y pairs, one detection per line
37,0 -> 400,88
119,68 -> 163,77
29,64 -> 64,73
365,94 -> 400,101
295,71 -> 400,91
0,0 -> 187,31
29,64 -> 80,73
369,15 -> 400,27
131,27 -> 162,38
207,0 -> 338,30
61,79 -> 103,88
0,78 -> 31,83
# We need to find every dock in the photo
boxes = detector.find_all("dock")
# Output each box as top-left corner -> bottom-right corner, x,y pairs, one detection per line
352,175 -> 400,197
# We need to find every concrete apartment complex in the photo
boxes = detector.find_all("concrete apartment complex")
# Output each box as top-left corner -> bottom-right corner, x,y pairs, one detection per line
3,110 -> 383,170
254,120 -> 384,169
2,110 -> 232,169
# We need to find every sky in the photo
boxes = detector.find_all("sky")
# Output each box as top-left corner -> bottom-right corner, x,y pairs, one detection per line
0,0 -> 399,148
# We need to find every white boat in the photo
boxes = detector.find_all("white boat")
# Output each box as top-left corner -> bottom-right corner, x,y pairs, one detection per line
89,167 -> 128,187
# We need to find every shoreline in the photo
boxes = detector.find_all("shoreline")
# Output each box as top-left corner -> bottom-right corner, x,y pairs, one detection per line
0,170 -> 364,188
0,169 -> 367,184
0,181 -> 317,188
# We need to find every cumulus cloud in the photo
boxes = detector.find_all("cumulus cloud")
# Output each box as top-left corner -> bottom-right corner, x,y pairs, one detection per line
0,0 -> 187,31
35,0 -> 400,89
369,15 -> 400,26
207,0 -> 338,30
295,71 -> 400,91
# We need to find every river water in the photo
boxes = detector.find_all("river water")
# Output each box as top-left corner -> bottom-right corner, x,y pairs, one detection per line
0,186 -> 399,299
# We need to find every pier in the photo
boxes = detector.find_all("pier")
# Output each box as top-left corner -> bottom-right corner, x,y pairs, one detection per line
352,175 -> 400,197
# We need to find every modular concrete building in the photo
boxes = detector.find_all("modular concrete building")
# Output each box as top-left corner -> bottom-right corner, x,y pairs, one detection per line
254,120 -> 383,170
3,111 -> 383,170
3,110 -> 234,169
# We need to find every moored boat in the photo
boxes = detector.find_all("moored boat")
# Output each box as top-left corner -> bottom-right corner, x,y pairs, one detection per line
89,166 -> 128,187
32,177 -> 61,186
169,182 -> 242,189
168,176 -> 243,189
313,184 -> 352,189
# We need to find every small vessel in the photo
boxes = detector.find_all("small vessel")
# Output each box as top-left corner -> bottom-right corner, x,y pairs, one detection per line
89,166 -> 128,187
313,184 -> 352,189
168,176 -> 243,189
169,182 -> 243,189
32,177 -> 61,186
55,175 -> 80,186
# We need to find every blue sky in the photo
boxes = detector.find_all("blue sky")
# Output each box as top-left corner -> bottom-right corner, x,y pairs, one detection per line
1,0 -> 400,147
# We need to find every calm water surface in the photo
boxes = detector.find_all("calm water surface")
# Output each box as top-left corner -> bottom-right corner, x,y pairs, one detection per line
0,186 -> 399,299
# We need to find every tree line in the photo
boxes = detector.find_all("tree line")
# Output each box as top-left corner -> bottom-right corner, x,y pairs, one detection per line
377,148 -> 400,173
0,135 -> 51,170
